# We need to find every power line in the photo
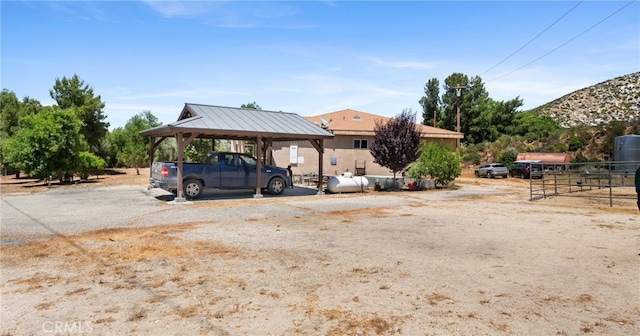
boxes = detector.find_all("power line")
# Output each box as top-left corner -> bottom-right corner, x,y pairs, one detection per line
480,0 -> 583,77
487,0 -> 637,83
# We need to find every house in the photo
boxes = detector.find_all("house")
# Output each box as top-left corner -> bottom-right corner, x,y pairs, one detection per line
270,109 -> 463,177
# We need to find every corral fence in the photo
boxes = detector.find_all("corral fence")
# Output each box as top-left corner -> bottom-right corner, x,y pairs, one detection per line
528,161 -> 639,207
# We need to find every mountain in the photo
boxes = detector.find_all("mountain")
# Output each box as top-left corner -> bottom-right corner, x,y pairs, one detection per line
528,72 -> 640,127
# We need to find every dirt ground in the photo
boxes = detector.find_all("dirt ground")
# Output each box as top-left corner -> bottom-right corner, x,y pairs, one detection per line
1,169 -> 639,335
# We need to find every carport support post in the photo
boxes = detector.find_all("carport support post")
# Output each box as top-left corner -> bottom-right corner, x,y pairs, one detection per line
307,139 -> 325,195
254,136 -> 263,199
148,136 -> 156,179
175,132 -> 186,202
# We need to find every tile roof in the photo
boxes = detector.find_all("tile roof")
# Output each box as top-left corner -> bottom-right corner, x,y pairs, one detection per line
305,109 -> 463,138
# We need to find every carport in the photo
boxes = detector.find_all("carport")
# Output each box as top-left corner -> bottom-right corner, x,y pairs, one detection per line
139,103 -> 334,201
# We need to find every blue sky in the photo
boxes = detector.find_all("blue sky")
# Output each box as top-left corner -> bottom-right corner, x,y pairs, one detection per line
2,0 -> 639,129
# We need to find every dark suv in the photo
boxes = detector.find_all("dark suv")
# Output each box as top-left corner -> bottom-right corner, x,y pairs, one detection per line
510,161 -> 543,179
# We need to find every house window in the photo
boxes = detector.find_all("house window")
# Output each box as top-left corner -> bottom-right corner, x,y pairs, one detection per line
353,139 -> 368,149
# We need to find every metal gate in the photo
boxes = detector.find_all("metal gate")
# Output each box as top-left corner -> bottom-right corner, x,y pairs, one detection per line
528,161 -> 639,207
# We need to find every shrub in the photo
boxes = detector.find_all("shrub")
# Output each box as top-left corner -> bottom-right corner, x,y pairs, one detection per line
408,142 -> 461,187
498,149 -> 518,169
77,151 -> 106,179
568,137 -> 583,151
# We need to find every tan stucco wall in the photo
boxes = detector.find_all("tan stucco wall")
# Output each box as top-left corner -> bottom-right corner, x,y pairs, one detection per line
271,136 -> 457,177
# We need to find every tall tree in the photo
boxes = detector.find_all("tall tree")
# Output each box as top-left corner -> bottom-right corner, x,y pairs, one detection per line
440,73 -> 495,145
117,111 -> 161,175
489,97 -> 523,140
50,74 -> 109,153
418,78 -> 441,127
369,109 -> 421,182
2,107 -> 86,180
1,90 -> 41,139
1,90 -> 42,176
460,75 -> 490,144
0,90 -> 22,140
441,73 -> 469,132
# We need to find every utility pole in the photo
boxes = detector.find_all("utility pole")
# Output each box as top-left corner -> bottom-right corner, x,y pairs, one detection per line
450,86 -> 466,149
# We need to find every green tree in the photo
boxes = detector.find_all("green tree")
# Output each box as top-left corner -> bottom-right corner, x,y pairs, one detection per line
1,90 -> 24,139
94,136 -> 119,168
441,73 -> 469,132
1,90 -> 43,139
510,112 -> 560,140
2,107 -> 86,180
241,101 -> 262,110
568,137 -> 583,152
408,142 -> 461,187
498,148 -> 518,169
184,139 -> 213,162
50,74 -> 109,153
440,73 -> 495,144
77,151 -> 106,179
418,78 -> 441,127
370,109 -> 421,182
490,97 -> 523,140
107,127 -> 127,167
118,111 -> 161,174
1,90 -> 23,175
460,76 -> 491,144
421,73 -> 522,145
1,90 -> 44,176
535,132 -> 568,153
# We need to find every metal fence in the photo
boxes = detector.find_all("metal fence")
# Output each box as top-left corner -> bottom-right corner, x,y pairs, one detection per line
528,161 -> 639,207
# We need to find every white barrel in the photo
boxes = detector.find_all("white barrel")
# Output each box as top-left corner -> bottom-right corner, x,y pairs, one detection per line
327,175 -> 369,193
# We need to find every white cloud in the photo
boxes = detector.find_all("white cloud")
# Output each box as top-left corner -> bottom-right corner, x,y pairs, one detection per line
141,0 -> 221,18
142,1 -> 315,29
359,55 -> 437,70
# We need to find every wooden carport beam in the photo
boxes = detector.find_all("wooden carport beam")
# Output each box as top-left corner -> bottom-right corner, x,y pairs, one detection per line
148,136 -> 170,178
254,136 -> 263,198
309,139 -> 325,194
175,132 -> 200,202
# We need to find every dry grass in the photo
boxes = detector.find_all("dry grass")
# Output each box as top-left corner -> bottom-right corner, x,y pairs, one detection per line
427,292 -> 452,306
1,222 -> 238,270
322,310 -> 406,335
0,168 -> 149,194
2,165 -> 638,335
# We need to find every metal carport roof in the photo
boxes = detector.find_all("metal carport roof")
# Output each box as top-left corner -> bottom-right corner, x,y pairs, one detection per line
140,103 -> 334,141
140,103 -> 334,201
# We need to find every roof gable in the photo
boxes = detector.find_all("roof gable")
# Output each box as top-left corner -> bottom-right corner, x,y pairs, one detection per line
305,109 -> 463,138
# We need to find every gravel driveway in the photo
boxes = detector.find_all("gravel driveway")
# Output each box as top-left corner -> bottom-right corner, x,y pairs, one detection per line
1,185 -> 412,246
1,179 -> 638,335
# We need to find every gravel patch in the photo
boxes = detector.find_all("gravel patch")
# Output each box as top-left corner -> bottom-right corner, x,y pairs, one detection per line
1,185 -> 409,246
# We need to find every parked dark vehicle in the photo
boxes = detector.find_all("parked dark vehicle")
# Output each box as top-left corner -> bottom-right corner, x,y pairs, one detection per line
509,160 -> 543,179
475,163 -> 509,178
149,152 -> 289,199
